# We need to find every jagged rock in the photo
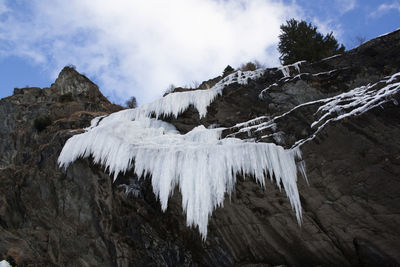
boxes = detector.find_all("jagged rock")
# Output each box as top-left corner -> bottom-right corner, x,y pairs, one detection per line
0,30 -> 400,266
51,66 -> 108,101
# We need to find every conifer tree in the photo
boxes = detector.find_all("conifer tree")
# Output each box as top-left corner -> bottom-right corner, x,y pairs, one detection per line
278,19 -> 345,65
222,65 -> 234,77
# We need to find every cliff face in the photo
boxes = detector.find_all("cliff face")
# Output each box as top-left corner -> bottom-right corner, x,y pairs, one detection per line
0,30 -> 400,267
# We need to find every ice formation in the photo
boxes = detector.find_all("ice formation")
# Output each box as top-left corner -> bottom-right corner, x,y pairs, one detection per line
321,54 -> 341,61
278,61 -> 305,77
258,61 -> 306,99
0,260 -> 11,267
130,68 -> 266,120
231,72 -> 400,150
296,71 -> 400,147
58,69 -> 304,239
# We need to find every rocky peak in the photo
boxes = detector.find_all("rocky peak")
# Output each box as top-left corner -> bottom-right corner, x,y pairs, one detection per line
9,66 -> 110,105
51,66 -> 107,101
0,68 -> 121,169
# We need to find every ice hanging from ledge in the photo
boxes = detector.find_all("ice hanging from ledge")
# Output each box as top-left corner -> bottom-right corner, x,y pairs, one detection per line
58,69 -> 304,239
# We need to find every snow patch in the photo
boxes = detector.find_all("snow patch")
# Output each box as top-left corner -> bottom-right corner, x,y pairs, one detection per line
377,28 -> 400,38
232,116 -> 268,129
386,72 -> 400,84
231,72 -> 400,153
294,73 -> 400,147
259,62 -> 307,99
258,83 -> 278,99
313,69 -> 339,77
321,54 -> 341,61
311,73 -> 400,129
105,68 -> 265,121
0,260 -> 11,267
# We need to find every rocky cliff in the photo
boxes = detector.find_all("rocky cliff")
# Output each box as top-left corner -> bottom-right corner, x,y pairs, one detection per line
1,29 -> 400,267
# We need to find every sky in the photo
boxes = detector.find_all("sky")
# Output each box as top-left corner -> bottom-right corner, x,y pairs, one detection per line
0,0 -> 399,105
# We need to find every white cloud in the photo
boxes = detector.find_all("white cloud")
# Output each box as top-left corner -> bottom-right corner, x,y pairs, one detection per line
0,0 -> 8,15
311,17 -> 344,45
0,0 -> 301,104
335,0 -> 357,14
370,1 -> 400,17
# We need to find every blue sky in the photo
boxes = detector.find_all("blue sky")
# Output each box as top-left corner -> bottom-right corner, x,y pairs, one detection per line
0,0 -> 399,104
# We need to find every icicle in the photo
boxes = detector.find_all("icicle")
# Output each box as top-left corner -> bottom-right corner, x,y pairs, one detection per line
57,67 -> 309,240
105,68 -> 266,120
278,61 -> 305,78
59,117 -> 303,240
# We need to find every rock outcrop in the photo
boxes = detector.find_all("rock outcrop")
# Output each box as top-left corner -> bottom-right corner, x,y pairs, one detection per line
1,30 -> 400,266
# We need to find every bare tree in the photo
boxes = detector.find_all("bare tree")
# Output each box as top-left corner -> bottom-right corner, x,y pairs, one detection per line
190,80 -> 200,89
253,60 -> 265,69
125,96 -> 137,109
354,36 -> 367,47
164,84 -> 176,94
239,62 -> 257,71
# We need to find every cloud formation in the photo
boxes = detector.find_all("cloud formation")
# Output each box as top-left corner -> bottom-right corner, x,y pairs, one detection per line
0,0 -> 304,104
370,1 -> 400,18
335,0 -> 357,14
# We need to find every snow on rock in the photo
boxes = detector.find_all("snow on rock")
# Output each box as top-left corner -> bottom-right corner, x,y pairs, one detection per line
58,68 -> 305,239
83,68 -> 267,127
321,54 -> 341,61
386,72 -> 400,84
231,72 -> 400,151
0,260 -> 11,267
120,68 -> 266,120
292,72 -> 400,147
259,62 -> 306,99
279,66 -> 290,78
232,115 -> 268,129
377,28 -> 400,38
310,72 -> 400,129
278,61 -> 305,78
133,89 -> 222,119
228,98 -> 325,141
258,83 -> 278,99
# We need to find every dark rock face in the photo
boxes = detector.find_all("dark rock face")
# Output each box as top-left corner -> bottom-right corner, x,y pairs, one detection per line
1,30 -> 400,267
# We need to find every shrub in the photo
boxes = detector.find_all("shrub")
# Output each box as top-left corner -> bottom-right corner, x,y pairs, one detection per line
66,64 -> 76,69
185,81 -> 200,89
278,19 -> 345,65
125,96 -> 137,109
164,84 -> 177,95
223,65 -> 234,77
34,116 -> 52,132
240,62 -> 257,71
354,36 -> 366,46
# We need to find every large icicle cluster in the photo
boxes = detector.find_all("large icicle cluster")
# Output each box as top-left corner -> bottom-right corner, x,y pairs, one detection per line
58,68 -> 304,239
